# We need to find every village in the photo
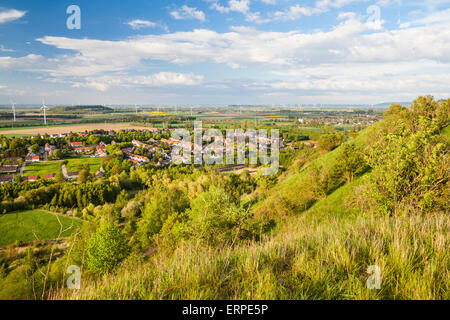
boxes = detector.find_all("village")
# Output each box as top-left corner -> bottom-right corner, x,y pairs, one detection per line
0,127 -> 291,184
0,129 -> 177,184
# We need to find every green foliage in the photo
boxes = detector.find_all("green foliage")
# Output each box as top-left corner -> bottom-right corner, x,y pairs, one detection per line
159,187 -> 259,248
86,223 -> 130,274
136,184 -> 189,247
0,210 -> 82,247
359,96 -> 449,215
317,132 -> 344,152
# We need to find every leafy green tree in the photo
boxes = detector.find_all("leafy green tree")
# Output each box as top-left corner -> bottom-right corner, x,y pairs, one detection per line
30,144 -> 40,153
179,187 -> 258,247
77,169 -> 90,183
335,143 -> 367,183
86,223 -> 130,274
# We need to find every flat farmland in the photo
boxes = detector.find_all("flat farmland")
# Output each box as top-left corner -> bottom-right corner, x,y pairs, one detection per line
0,122 -> 157,136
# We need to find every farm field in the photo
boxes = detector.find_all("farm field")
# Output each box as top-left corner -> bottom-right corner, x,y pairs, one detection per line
66,157 -> 102,173
0,210 -> 82,247
0,122 -> 157,136
23,161 -> 62,178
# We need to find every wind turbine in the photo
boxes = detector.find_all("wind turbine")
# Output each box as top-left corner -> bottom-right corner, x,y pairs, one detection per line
41,98 -> 49,126
10,99 -> 16,122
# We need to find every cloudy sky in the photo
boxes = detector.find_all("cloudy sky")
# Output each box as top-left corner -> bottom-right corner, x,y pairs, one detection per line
0,0 -> 449,105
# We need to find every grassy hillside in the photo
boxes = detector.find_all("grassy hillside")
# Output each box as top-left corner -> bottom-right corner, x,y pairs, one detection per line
0,210 -> 82,247
52,108 -> 449,299
49,105 -> 113,114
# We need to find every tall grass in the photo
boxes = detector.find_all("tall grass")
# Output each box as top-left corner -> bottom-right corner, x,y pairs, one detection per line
51,210 -> 449,300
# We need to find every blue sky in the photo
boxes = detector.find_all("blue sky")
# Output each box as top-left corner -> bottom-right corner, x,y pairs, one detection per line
1,0 -> 449,105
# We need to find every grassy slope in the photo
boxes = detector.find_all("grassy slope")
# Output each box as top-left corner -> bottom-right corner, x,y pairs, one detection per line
52,122 -> 449,300
0,210 -> 82,247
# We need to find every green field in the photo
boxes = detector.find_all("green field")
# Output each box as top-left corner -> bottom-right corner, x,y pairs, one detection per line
66,157 -> 102,173
0,210 -> 83,247
23,161 -> 62,178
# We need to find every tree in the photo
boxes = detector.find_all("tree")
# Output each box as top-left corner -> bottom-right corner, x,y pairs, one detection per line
335,143 -> 367,183
77,169 -> 90,183
52,149 -> 62,159
317,132 -> 344,152
30,144 -> 40,153
55,172 -> 65,183
86,223 -> 130,274
180,187 -> 257,247
87,135 -> 100,145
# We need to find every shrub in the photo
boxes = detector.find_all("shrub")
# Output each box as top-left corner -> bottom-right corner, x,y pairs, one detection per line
86,223 -> 130,274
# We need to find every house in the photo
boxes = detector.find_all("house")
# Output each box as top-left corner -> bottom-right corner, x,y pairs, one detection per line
25,154 -> 40,162
132,139 -> 152,150
95,167 -> 106,178
67,171 -> 79,179
45,143 -> 57,155
0,174 -> 14,184
75,147 -> 93,154
0,165 -> 18,174
44,173 -> 56,180
121,147 -> 134,153
124,152 -> 149,164
70,142 -> 83,148
25,175 -> 39,182
95,147 -> 107,157
160,138 -> 179,145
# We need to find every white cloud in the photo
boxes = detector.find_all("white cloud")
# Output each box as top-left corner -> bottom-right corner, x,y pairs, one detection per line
0,45 -> 15,52
170,5 -> 206,21
212,0 -> 251,14
126,19 -> 156,29
70,72 -> 204,91
3,9 -> 450,101
0,9 -> 26,24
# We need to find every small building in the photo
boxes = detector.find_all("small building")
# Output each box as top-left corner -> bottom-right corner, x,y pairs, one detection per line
70,142 -> 83,148
124,152 -> 149,164
75,147 -> 93,154
95,147 -> 107,157
95,167 -> 106,178
44,173 -> 56,180
25,154 -> 40,162
0,165 -> 18,174
0,174 -> 14,184
25,175 -> 39,182
67,171 -> 79,179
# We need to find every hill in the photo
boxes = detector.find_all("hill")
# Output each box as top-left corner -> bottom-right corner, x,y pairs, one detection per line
48,105 -> 113,114
50,96 -> 449,300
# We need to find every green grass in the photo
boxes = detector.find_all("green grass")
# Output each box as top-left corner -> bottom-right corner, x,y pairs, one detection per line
23,161 -> 62,178
0,210 -> 83,247
65,157 -> 102,173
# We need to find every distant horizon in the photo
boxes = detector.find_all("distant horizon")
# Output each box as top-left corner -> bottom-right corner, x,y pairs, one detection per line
1,1 -> 449,105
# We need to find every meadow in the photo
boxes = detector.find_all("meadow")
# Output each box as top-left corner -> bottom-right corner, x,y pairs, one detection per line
23,161 -> 62,178
65,157 -> 102,173
0,210 -> 82,247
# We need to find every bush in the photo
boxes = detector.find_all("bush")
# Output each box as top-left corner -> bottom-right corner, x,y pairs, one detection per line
86,223 -> 130,274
